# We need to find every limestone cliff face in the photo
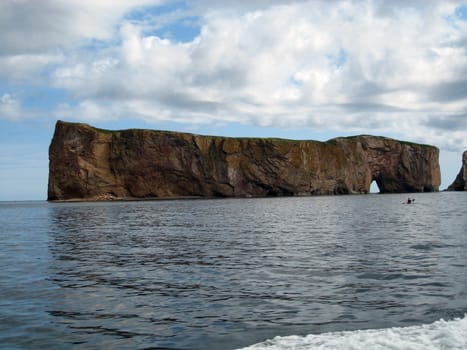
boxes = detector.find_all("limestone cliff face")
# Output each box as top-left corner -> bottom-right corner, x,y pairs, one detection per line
447,151 -> 467,191
48,120 -> 441,200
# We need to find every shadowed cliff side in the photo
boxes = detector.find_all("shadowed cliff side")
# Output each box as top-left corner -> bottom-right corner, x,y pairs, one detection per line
48,120 -> 441,201
447,151 -> 467,191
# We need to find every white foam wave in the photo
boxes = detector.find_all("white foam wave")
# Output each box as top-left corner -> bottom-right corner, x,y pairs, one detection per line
239,316 -> 467,350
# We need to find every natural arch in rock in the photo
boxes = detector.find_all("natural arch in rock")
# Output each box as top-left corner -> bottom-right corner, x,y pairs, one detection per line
48,121 -> 441,201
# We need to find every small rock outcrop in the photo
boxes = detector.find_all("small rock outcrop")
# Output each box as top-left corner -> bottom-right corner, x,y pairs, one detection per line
447,151 -> 467,191
48,120 -> 441,201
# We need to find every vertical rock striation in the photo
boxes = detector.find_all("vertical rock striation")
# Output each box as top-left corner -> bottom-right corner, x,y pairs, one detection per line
447,151 -> 467,191
48,120 -> 441,201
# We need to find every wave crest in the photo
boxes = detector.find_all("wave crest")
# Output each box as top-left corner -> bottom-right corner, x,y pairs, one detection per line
240,316 -> 467,350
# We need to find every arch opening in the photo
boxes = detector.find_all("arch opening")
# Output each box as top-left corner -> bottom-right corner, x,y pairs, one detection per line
370,180 -> 381,193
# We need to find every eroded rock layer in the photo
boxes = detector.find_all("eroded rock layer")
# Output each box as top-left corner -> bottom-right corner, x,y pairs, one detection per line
48,120 -> 441,200
447,151 -> 467,191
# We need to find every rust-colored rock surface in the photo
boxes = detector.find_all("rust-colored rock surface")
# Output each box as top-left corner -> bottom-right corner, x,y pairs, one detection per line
447,151 -> 467,191
48,120 -> 441,201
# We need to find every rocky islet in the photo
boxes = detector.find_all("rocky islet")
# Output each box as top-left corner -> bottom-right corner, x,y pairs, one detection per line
447,151 -> 467,191
48,120 -> 441,201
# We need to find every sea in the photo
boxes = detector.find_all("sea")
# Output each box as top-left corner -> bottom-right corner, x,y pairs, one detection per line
0,192 -> 466,350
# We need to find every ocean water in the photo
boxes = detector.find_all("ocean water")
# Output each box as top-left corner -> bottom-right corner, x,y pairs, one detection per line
0,192 -> 466,350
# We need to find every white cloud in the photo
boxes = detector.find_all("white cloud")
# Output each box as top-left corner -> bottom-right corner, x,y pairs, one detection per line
0,0 -> 162,82
0,94 -> 22,120
0,0 -> 161,55
0,53 -> 63,82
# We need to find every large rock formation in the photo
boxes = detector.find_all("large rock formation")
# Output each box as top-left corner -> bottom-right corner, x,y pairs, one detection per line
48,120 -> 441,201
447,151 -> 467,191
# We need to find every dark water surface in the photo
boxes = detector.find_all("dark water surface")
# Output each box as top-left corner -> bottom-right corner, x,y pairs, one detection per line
1,193 -> 466,349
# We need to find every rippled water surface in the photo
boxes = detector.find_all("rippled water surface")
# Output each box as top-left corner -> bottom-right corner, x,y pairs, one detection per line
1,193 -> 466,349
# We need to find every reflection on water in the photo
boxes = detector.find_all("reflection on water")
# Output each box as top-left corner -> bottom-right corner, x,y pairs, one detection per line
0,193 -> 466,349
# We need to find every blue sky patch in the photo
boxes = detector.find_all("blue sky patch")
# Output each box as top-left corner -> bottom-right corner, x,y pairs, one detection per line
125,1 -> 201,43
454,4 -> 467,20
328,48 -> 347,69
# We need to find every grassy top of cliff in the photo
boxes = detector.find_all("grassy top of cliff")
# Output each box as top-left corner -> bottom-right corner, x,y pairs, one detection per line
56,120 -> 437,149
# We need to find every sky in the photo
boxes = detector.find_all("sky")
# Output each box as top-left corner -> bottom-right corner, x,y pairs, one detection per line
1,0 -> 467,201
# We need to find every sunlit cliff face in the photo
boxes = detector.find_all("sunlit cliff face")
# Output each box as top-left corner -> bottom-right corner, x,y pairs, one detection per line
48,121 -> 440,201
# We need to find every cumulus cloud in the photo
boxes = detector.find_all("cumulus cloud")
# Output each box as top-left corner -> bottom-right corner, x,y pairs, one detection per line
0,0 -> 162,83
0,0 -> 161,55
0,94 -> 23,120
0,53 -> 63,82
2,0 -> 467,151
